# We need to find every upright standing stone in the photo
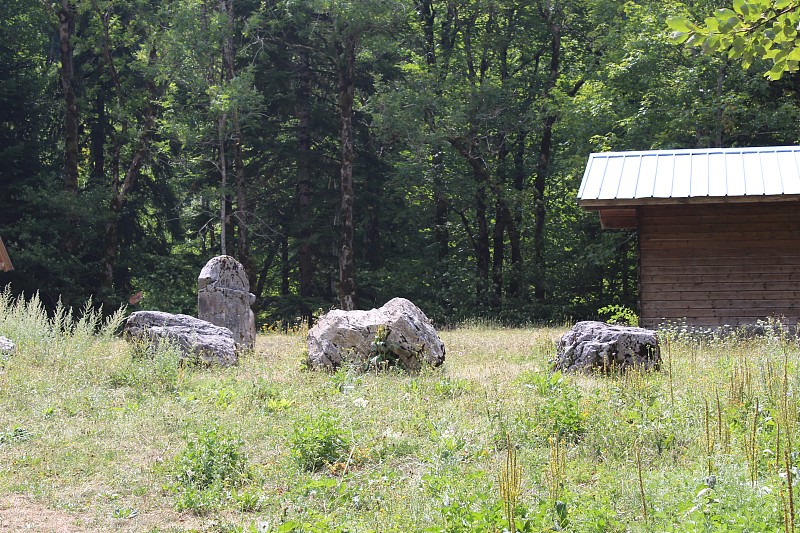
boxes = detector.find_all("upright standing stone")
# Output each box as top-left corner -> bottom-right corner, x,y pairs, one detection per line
198,255 -> 256,350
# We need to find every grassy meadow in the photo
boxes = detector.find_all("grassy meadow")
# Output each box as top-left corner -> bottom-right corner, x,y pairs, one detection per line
0,291 -> 798,532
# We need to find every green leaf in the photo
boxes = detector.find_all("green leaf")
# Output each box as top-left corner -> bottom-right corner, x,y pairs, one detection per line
771,48 -> 791,62
787,46 -> 800,60
702,34 -> 722,53
732,35 -> 746,55
667,17 -> 693,33
767,60 -> 787,80
556,501 -> 569,528
782,20 -> 797,39
733,0 -> 746,15
670,31 -> 690,44
685,33 -> 703,47
750,0 -> 771,12
719,16 -> 742,33
705,16 -> 719,32
742,49 -> 755,69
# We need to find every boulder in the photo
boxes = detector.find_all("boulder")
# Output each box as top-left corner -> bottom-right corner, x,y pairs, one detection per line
553,321 -> 660,373
124,311 -> 237,366
307,298 -> 445,372
0,336 -> 14,356
198,255 -> 256,350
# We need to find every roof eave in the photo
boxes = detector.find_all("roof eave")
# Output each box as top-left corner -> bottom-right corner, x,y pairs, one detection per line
579,194 -> 800,209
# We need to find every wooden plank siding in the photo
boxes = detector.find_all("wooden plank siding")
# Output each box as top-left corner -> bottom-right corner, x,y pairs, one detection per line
639,202 -> 800,328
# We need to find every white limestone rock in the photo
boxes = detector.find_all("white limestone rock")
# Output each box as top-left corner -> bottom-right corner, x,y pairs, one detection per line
553,320 -> 660,373
307,298 -> 445,372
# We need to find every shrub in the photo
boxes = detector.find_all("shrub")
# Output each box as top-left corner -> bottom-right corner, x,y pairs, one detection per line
597,305 -> 639,327
170,424 -> 250,514
290,411 -> 350,472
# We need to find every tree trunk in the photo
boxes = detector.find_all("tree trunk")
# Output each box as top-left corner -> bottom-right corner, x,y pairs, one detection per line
218,113 -> 228,256
475,182 -> 490,300
508,132 -> 526,297
253,239 -> 279,304
59,0 -> 79,192
417,0 -> 452,294
418,0 -> 436,66
296,52 -> 315,299
434,186 -> 449,262
219,0 -> 253,282
533,10 -> 562,302
102,48 -> 158,290
280,232 -> 290,296
91,90 -> 106,182
449,136 -> 513,304
232,115 -> 250,277
491,201 -> 505,310
335,33 -> 357,311
365,203 -> 382,268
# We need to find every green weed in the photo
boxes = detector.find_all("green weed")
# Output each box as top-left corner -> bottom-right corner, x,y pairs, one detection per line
290,411 -> 350,472
170,424 -> 250,514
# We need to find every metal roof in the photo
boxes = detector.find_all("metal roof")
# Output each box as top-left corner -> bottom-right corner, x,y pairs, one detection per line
578,146 -> 800,207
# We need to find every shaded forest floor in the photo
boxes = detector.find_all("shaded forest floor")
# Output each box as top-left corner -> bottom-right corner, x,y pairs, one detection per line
0,307 -> 797,532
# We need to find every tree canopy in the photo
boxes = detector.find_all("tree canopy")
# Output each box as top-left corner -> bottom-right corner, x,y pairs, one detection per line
1,0 -> 798,325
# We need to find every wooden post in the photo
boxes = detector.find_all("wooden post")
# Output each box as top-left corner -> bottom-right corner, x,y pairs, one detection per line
0,236 -> 13,272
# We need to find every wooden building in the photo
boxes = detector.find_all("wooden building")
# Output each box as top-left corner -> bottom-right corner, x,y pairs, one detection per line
0,236 -> 12,273
578,146 -> 800,329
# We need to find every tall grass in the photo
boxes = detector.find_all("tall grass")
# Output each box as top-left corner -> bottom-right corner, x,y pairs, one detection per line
0,286 -> 126,355
1,291 -> 800,531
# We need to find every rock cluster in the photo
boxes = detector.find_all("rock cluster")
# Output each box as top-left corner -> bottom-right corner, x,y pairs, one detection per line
198,255 -> 256,350
552,321 -> 660,373
124,310 -> 237,366
307,297 -> 445,372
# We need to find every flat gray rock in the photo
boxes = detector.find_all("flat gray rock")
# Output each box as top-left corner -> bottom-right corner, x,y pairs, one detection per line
307,297 -> 445,372
553,321 -> 660,373
124,311 -> 237,366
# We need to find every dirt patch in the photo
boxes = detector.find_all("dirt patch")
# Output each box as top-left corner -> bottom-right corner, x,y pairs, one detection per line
0,494 -> 203,532
0,495 -> 91,532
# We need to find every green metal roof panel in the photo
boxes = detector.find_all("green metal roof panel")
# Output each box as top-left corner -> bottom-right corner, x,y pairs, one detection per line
578,146 -> 800,205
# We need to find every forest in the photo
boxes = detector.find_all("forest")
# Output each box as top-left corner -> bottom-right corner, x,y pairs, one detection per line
2,0 -> 799,326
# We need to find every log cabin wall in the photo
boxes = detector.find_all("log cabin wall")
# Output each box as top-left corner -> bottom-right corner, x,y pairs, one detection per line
639,201 -> 800,328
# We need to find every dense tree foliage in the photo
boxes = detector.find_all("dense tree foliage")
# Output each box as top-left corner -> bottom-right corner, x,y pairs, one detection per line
2,0 -> 799,325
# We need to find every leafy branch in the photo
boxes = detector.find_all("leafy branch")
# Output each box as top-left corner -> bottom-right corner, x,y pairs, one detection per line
668,0 -> 800,79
